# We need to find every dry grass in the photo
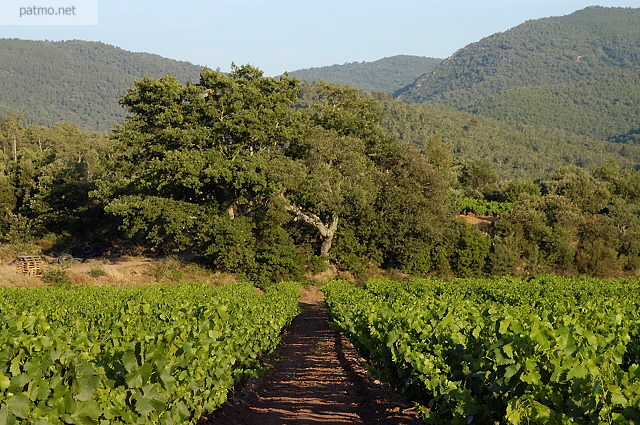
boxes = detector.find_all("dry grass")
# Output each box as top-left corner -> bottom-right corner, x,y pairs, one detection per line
0,264 -> 47,287
1,253 -> 238,288
306,264 -> 357,285
459,214 -> 500,230
300,285 -> 324,303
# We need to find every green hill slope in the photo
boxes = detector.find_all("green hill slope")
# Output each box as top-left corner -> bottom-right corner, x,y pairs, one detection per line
286,55 -> 441,93
378,96 -> 640,179
0,39 -> 203,131
397,7 -> 640,142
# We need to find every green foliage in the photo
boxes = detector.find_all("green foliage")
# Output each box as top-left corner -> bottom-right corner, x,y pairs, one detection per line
251,244 -> 306,288
0,282 -> 301,424
452,223 -> 491,276
0,112 -> 112,248
501,179 -> 541,203
308,255 -> 328,274
378,95 -> 640,180
0,172 -> 16,212
543,165 -> 611,214
398,7 -> 640,142
300,82 -> 388,148
488,235 -> 521,274
41,265 -> 73,287
87,265 -> 106,278
0,111 -> 24,161
459,159 -> 499,195
2,49 -> 639,282
202,216 -> 257,272
104,195 -> 204,250
331,227 -> 368,274
0,212 -> 34,244
458,198 -> 512,216
95,69 -> 456,279
285,55 -> 441,93
28,159 -> 94,234
485,164 -> 640,276
323,277 -> 640,424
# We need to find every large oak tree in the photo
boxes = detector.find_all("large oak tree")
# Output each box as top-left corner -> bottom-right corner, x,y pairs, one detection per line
95,66 -> 454,280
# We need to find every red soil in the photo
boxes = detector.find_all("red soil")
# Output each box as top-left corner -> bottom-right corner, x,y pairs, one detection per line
203,289 -> 421,424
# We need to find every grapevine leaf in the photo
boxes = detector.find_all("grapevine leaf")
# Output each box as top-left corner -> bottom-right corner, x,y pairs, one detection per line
503,343 -> 514,359
0,406 -> 17,425
122,351 -> 138,373
0,373 -> 10,391
505,363 -> 521,381
133,384 -> 166,416
74,375 -> 99,402
567,364 -> 588,380
125,370 -> 143,389
5,394 -> 30,419
609,387 -> 628,407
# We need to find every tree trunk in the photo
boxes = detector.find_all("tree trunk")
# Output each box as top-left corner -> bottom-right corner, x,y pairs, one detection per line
282,196 -> 339,257
319,215 -> 339,257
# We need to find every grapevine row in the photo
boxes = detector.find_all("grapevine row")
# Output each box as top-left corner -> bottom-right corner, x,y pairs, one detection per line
0,282 -> 300,424
323,277 -> 640,424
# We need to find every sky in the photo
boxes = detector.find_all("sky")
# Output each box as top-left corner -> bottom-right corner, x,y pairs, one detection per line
0,0 -> 638,76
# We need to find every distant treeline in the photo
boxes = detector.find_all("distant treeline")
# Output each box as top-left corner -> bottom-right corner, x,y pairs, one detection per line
377,96 -> 640,179
285,55 -> 441,93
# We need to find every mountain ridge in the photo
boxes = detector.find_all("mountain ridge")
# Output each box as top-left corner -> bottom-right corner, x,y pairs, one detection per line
285,55 -> 441,93
397,6 -> 640,142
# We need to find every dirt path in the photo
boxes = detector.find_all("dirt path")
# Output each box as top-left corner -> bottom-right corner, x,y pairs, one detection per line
204,288 -> 421,425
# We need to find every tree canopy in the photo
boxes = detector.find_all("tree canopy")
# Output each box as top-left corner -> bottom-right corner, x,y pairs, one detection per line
2,63 -> 640,282
93,66 -> 454,284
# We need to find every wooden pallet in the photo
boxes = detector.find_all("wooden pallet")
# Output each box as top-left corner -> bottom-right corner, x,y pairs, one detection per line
16,255 -> 43,276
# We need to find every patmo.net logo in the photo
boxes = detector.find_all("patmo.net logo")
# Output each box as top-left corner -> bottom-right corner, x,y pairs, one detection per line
0,0 -> 98,25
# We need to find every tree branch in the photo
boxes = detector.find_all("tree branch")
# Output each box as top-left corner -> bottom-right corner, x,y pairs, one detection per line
283,201 -> 332,237
280,195 -> 339,257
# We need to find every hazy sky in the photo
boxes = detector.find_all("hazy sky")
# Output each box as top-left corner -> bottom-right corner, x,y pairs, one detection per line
0,1 -> 637,75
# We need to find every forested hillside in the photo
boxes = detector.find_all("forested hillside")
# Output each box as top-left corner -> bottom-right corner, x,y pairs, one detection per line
0,39 -> 202,131
2,8 -> 640,281
377,95 -> 640,179
3,69 -> 640,280
397,7 -> 640,142
286,55 -> 441,93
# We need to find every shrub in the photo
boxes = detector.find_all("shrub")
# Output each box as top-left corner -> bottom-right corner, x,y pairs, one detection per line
453,224 -> 491,277
87,265 -> 107,278
149,257 -> 183,283
42,266 -> 73,287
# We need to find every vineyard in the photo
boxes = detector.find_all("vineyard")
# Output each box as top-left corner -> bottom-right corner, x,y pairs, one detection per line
0,281 -> 300,424
458,198 -> 512,217
323,277 -> 640,424
2,276 -> 639,424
